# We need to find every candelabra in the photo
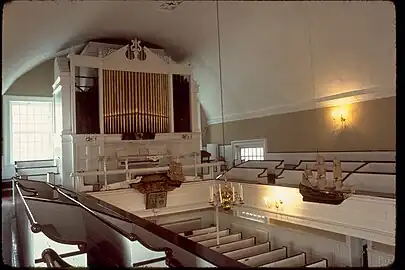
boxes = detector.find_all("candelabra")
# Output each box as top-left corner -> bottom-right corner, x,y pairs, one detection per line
209,181 -> 244,211
208,176 -> 244,246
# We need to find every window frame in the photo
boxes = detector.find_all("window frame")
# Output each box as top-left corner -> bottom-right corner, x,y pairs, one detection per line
3,95 -> 54,164
231,139 -> 267,163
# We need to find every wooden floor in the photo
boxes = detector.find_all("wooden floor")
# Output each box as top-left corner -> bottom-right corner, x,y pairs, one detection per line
2,198 -> 19,267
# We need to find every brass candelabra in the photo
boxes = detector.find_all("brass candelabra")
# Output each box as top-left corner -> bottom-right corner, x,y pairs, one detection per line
209,177 -> 244,211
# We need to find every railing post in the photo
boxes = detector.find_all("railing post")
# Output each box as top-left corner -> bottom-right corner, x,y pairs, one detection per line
47,172 -> 56,185
209,165 -> 214,180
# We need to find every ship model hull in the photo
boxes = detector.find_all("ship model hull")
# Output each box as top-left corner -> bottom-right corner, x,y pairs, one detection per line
299,183 -> 346,205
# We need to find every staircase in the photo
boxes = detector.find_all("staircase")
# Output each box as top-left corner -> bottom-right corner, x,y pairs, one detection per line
172,224 -> 328,268
14,159 -> 60,184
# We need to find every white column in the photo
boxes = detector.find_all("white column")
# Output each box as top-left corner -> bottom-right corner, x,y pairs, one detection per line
69,54 -> 76,134
98,54 -> 104,134
168,73 -> 174,132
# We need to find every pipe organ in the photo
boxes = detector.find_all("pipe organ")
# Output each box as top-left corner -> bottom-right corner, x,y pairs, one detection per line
53,39 -> 201,190
103,70 -> 169,134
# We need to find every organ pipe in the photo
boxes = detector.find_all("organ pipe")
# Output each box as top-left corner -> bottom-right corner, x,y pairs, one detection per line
103,70 -> 169,134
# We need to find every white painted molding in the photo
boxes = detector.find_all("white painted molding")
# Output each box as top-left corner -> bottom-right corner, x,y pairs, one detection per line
234,182 -> 395,246
207,87 -> 396,124
69,45 -> 192,75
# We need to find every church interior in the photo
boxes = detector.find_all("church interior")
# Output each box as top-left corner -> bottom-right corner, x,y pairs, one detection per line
2,0 -> 396,268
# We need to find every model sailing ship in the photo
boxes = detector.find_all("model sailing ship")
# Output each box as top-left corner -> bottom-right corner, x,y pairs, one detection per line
299,155 -> 354,205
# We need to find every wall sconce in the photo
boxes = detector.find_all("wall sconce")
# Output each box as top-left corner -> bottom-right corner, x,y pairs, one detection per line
331,106 -> 349,130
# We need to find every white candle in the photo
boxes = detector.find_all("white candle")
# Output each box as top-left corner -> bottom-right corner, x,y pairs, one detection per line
219,184 -> 223,203
209,185 -> 214,201
232,186 -> 235,201
239,183 -> 244,200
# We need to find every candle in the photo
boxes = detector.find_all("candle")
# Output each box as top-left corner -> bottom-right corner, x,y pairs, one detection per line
209,185 -> 214,202
239,183 -> 244,200
219,184 -> 223,203
232,185 -> 235,201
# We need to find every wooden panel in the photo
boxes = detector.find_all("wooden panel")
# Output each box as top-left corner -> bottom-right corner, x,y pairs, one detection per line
224,242 -> 271,260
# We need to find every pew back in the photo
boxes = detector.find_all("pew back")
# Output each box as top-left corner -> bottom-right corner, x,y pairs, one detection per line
306,259 -> 328,267
224,242 -> 271,260
239,246 -> 287,267
211,237 -> 256,254
260,252 -> 306,267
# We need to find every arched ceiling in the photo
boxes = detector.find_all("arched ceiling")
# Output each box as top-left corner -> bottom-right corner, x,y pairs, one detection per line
3,1 -> 395,123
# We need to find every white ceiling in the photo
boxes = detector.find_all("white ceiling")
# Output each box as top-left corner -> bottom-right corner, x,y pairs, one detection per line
3,1 -> 395,123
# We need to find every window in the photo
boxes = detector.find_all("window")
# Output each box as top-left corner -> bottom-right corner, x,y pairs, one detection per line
240,147 -> 264,161
231,139 -> 267,163
10,100 -> 53,162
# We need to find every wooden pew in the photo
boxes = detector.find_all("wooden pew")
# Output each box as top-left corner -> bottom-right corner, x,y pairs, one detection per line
260,252 -> 306,267
237,160 -> 283,170
224,242 -> 271,260
211,237 -> 256,254
161,218 -> 202,233
239,246 -> 287,267
220,167 -> 267,184
198,233 -> 242,247
179,226 -> 216,237
188,229 -> 230,242
306,259 -> 328,267
358,162 -> 395,174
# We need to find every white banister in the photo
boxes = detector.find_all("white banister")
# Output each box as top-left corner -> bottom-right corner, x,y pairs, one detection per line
71,162 -> 224,177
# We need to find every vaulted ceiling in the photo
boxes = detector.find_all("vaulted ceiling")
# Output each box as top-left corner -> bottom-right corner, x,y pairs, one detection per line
3,1 -> 395,123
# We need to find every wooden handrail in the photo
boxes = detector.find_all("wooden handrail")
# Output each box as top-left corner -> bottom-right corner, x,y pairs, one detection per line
52,184 -> 246,268
41,248 -> 73,267
14,180 -> 87,249
56,188 -> 184,267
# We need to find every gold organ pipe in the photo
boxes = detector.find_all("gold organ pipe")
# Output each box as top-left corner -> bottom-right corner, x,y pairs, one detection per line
121,70 -> 125,134
128,71 -> 133,132
102,70 -> 170,134
135,72 -> 139,132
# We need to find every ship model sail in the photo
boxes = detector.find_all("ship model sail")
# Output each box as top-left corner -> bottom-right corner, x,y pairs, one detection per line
299,155 -> 354,205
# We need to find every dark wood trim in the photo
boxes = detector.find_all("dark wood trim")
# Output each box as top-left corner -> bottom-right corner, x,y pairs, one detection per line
24,196 -> 76,206
265,149 -> 395,153
36,249 -> 86,264
258,168 -> 267,178
133,257 -> 166,267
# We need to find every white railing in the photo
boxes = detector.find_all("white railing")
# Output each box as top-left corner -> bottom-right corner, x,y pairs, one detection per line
71,161 -> 224,192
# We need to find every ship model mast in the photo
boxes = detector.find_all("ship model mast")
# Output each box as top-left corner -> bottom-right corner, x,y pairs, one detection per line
299,155 -> 354,205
